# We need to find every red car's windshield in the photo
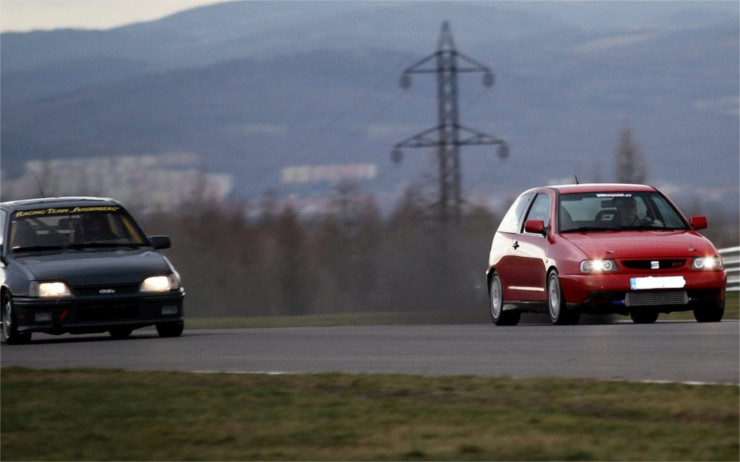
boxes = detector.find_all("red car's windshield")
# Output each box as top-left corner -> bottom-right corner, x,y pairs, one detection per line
559,191 -> 689,232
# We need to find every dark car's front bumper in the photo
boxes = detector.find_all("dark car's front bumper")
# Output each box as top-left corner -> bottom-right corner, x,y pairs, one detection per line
12,289 -> 184,335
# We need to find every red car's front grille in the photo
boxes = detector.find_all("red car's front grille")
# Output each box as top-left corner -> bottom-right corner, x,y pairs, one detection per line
625,291 -> 689,307
621,259 -> 687,270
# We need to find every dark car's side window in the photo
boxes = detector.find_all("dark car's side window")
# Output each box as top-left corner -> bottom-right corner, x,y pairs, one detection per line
0,210 -> 6,247
497,193 -> 534,233
524,193 -> 551,232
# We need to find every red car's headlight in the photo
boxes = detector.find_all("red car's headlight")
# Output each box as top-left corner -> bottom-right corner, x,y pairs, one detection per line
580,259 -> 618,273
692,256 -> 723,271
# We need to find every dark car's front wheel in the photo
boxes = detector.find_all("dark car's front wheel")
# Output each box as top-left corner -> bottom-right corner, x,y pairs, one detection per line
547,271 -> 579,325
156,321 -> 184,337
2,295 -> 31,344
109,327 -> 134,339
489,273 -> 520,326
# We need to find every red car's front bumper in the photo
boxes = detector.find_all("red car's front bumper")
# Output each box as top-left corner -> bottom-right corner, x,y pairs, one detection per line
559,270 -> 726,314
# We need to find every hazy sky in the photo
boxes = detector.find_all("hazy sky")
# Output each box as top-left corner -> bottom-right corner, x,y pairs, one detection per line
0,0 -> 234,32
3,0 -> 738,33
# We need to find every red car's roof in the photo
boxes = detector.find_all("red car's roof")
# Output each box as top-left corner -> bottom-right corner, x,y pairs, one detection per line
547,183 -> 658,194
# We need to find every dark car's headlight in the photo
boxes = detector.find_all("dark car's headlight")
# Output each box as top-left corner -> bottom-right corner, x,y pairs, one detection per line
692,256 -> 723,271
580,259 -> 618,273
140,275 -> 180,293
30,281 -> 72,298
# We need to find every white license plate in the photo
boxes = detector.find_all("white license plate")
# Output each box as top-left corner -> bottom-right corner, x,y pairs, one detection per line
630,276 -> 686,290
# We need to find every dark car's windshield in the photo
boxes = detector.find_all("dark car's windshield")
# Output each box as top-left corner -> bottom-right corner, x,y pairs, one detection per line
8,206 -> 147,252
559,191 -> 689,233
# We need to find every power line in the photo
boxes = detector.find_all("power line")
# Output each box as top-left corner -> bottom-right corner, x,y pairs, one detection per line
391,21 -> 508,225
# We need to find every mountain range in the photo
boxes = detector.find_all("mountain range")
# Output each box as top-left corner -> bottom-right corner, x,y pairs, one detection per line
1,1 -> 738,213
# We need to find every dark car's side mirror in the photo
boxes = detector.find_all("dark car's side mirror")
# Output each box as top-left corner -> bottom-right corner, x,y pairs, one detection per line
524,220 -> 546,235
690,216 -> 708,230
149,235 -> 172,249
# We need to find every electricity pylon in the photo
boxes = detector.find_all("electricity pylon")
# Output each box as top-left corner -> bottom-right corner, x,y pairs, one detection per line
392,21 -> 508,225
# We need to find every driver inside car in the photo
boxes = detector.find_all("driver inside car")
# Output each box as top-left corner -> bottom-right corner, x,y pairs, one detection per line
76,214 -> 117,242
613,197 -> 662,227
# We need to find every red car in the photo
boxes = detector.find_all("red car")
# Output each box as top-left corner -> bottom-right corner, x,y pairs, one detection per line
487,184 -> 727,325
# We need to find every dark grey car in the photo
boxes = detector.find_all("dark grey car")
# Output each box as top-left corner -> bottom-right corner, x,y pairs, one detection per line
1,197 -> 185,343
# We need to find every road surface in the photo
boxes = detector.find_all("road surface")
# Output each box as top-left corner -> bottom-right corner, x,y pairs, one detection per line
2,322 -> 738,384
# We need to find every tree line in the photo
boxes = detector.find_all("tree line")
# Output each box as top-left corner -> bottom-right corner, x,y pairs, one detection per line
140,181 -> 738,321
139,174 -> 737,320
4,124 -> 733,320
141,185 -> 499,320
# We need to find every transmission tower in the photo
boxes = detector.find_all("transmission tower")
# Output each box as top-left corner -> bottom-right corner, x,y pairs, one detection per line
392,21 -> 508,224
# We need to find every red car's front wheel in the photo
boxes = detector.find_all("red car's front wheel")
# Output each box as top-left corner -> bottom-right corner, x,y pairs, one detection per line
693,299 -> 724,323
547,271 -> 579,325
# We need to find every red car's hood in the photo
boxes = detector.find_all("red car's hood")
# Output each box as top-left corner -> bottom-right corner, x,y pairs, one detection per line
560,230 -> 717,259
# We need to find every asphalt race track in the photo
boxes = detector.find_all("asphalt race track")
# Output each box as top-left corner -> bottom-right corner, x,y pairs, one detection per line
2,322 -> 738,385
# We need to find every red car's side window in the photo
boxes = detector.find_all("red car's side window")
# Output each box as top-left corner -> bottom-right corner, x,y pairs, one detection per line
497,193 -> 533,234
523,194 -> 551,232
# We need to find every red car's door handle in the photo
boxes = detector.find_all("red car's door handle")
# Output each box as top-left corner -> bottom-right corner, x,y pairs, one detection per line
512,241 -> 520,250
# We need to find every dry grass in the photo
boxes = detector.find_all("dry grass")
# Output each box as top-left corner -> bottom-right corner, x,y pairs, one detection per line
2,368 -> 738,460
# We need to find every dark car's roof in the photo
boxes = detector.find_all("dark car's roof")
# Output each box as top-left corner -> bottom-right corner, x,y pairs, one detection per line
1,197 -> 122,212
545,183 -> 658,195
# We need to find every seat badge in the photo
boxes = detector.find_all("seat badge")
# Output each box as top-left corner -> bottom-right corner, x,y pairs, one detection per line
651,261 -> 660,270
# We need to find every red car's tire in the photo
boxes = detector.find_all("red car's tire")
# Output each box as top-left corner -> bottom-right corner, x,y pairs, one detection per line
489,273 -> 520,326
693,299 -> 724,323
629,309 -> 659,324
547,271 -> 579,325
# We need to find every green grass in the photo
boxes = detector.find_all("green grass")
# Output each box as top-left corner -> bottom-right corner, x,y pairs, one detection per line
2,367 -> 738,461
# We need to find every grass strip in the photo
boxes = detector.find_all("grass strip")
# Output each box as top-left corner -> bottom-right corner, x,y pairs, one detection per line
2,367 -> 737,461
185,292 -> 739,329
184,310 -> 488,329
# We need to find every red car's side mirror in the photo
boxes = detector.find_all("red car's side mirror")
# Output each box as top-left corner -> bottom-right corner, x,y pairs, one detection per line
524,219 -> 546,235
690,216 -> 708,230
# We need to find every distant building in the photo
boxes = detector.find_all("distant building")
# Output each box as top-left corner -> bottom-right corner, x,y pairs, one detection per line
1,153 -> 232,213
281,163 -> 377,185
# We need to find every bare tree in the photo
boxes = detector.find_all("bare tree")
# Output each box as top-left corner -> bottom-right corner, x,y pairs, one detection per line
275,206 -> 311,315
614,122 -> 648,184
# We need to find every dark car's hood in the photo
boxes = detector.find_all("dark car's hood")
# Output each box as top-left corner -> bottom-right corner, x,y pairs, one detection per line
561,230 -> 717,259
10,248 -> 171,286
